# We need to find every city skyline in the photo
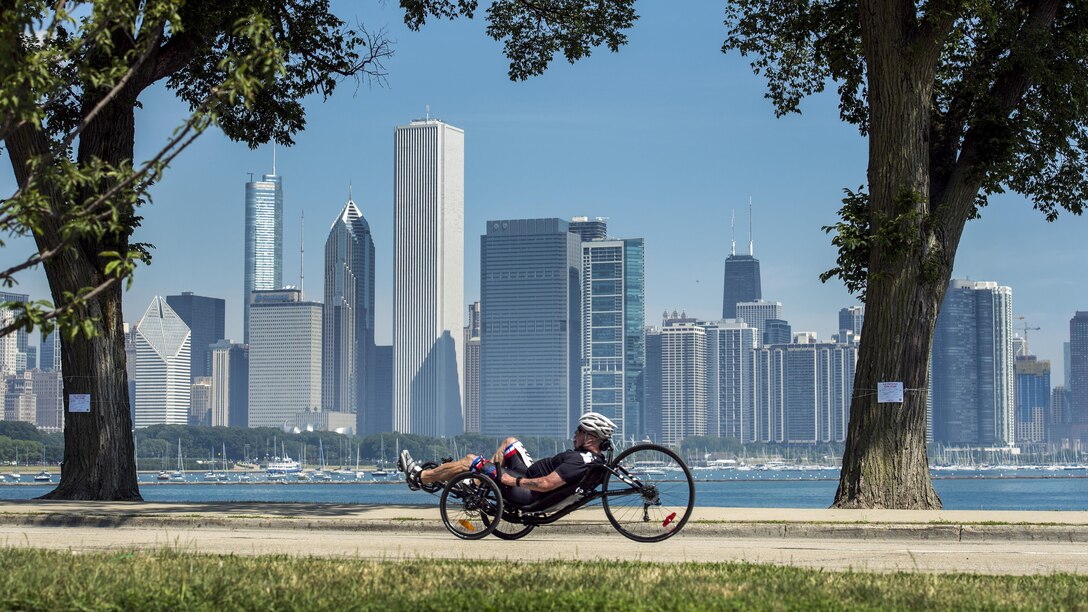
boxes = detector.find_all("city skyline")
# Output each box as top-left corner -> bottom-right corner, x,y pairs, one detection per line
0,2 -> 1085,383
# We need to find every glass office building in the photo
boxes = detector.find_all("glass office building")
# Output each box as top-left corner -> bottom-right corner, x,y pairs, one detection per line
581,238 -> 645,442
244,171 -> 283,342
480,218 -> 581,438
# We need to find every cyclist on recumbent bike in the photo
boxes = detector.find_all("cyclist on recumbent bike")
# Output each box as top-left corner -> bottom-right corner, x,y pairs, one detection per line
397,412 -> 616,505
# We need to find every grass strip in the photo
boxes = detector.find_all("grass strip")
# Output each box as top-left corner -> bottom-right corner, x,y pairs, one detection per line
0,548 -> 1085,611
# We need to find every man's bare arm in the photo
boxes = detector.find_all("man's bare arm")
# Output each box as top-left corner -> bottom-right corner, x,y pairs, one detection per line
500,470 -> 565,492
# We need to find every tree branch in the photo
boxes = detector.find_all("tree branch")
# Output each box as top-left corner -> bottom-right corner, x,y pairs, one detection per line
934,0 -> 1062,226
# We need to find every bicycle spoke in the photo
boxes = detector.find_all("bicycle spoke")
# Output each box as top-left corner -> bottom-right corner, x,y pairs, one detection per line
603,445 -> 695,542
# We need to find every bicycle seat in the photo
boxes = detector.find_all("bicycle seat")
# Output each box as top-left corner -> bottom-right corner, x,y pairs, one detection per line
504,463 -> 608,513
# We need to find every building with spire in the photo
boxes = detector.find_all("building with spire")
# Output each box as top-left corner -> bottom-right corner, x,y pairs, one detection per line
244,154 -> 284,342
134,296 -> 192,428
722,201 -> 762,319
393,115 -> 464,437
323,188 -> 376,427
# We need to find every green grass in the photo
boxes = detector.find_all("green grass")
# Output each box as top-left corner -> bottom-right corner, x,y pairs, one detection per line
0,548 -> 1085,611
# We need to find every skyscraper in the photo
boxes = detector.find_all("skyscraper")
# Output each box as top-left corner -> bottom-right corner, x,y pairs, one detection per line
703,319 -> 759,442
721,205 -> 761,319
166,292 -> 225,381
366,345 -> 394,435
839,306 -> 865,337
0,292 -> 29,373
762,318 -> 792,345
1069,312 -> 1088,426
39,329 -> 60,372
134,296 -> 192,428
210,340 -> 249,428
735,300 -> 783,340
244,167 -> 284,342
752,342 -> 857,444
644,327 -> 662,443
569,216 -> 607,242
659,318 -> 706,446
463,302 -> 481,433
581,237 -> 645,441
247,288 -> 322,428
1014,356 -> 1050,444
480,218 -> 581,438
323,192 -> 376,425
393,117 -> 464,437
30,369 -> 62,432
930,280 -> 1015,446
190,377 -> 213,425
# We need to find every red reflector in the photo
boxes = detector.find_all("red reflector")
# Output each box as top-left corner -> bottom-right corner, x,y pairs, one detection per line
662,512 -> 676,528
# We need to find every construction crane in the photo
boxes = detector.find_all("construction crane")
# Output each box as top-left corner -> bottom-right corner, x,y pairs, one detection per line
1012,316 -> 1040,357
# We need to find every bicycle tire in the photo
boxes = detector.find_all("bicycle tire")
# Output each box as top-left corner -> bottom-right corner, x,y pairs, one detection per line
602,444 -> 695,542
439,471 -> 503,540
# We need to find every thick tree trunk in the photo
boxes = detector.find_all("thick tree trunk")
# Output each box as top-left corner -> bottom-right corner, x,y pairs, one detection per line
833,0 -> 947,508
39,272 -> 140,501
7,73 -> 144,501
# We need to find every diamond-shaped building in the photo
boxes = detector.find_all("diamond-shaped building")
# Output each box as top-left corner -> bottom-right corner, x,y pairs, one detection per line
134,296 -> 191,427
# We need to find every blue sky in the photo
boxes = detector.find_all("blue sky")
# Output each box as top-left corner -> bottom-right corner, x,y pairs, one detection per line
2,2 -> 1085,383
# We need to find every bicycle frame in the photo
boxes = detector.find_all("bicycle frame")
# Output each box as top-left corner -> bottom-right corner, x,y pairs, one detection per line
495,462 -> 653,527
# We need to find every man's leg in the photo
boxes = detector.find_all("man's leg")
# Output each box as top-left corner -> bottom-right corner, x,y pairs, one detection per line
420,454 -> 477,485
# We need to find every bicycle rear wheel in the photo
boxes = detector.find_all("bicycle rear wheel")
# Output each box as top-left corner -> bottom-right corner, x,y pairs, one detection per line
602,444 -> 695,542
440,472 -> 503,540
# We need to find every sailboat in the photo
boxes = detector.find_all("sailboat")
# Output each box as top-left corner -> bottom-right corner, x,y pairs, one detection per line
355,444 -> 366,480
313,440 -> 332,481
334,439 -> 355,476
371,435 -> 391,478
9,447 -> 22,481
294,443 -> 309,480
171,439 -> 185,481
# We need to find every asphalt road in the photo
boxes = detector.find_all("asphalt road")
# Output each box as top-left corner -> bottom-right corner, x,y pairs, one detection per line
2,524 -> 1086,575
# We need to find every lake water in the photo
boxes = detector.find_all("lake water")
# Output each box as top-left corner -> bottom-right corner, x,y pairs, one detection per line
1,468 -> 1085,511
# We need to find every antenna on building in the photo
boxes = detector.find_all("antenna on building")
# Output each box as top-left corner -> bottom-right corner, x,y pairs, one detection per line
348,181 -> 353,202
300,210 -> 305,299
425,104 -> 430,121
748,195 -> 754,256
730,209 -> 736,256
272,143 -> 277,176
247,172 -> 254,182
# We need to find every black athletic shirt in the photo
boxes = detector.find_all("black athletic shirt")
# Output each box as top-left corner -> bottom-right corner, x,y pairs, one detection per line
525,449 -> 605,484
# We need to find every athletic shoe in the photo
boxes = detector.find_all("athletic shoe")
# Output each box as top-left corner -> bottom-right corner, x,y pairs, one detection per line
398,449 -> 421,491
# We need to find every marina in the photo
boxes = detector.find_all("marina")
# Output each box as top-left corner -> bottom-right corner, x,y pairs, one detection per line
0,466 -> 1085,511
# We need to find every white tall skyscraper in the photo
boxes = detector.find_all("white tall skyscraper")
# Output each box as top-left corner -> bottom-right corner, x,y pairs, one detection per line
248,289 -> 323,428
244,164 -> 284,342
134,296 -> 191,428
392,117 -> 464,437
660,320 -> 706,446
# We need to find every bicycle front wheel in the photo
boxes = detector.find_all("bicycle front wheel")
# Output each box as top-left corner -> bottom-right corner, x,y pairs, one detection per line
439,472 -> 503,540
602,444 -> 695,542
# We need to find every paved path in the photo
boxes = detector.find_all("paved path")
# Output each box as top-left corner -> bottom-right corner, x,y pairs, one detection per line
1,524 -> 1086,575
1,501 -> 1086,574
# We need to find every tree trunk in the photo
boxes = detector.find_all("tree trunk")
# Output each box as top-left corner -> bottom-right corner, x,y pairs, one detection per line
6,71 -> 144,501
833,0 -> 947,508
38,270 -> 140,501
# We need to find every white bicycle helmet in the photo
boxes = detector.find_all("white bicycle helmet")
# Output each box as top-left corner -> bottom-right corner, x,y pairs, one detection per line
578,412 -> 617,440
